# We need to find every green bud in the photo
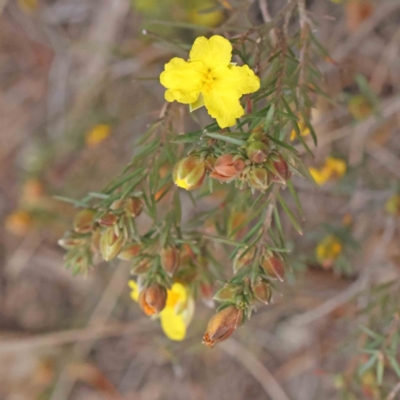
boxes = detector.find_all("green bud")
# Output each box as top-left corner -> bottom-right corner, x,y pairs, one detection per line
73,209 -> 96,233
173,155 -> 206,191
100,227 -> 125,261
248,168 -> 270,191
214,284 -> 241,302
246,141 -> 269,164
117,243 -> 142,260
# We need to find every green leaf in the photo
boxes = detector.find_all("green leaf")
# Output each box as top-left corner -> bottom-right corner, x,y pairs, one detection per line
170,131 -> 203,143
287,180 -> 305,220
277,193 -> 303,235
263,104 -> 275,132
359,325 -> 385,341
389,356 -> 400,378
202,235 -> 247,247
358,354 -> 378,377
205,132 -> 246,146
376,354 -> 384,385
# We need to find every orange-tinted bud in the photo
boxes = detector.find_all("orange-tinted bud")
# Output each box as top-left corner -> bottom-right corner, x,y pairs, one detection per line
138,284 -> 167,315
252,278 -> 272,304
173,155 -> 206,191
210,154 -> 245,182
233,247 -> 256,273
125,197 -> 143,218
271,154 -> 291,184
213,284 -> 241,301
118,243 -> 142,260
246,141 -> 269,164
248,168 -> 270,191
73,209 -> 96,233
99,227 -> 125,261
202,306 -> 243,348
161,247 -> 180,276
261,253 -> 285,281
97,212 -> 118,227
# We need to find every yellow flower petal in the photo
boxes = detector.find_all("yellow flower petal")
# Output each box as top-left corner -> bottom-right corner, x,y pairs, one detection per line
316,235 -> 342,264
128,280 -> 139,302
160,58 -> 206,104
189,35 -> 232,70
166,282 -> 187,310
160,307 -> 186,341
203,90 -> 244,128
309,167 -> 329,185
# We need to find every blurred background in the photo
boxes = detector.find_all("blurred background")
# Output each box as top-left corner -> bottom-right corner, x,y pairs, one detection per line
1,0 -> 400,399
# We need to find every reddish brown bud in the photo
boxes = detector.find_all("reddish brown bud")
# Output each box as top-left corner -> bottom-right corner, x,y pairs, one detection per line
125,197 -> 143,218
173,155 -> 206,191
271,154 -> 291,184
210,154 -> 245,182
97,212 -> 118,227
73,209 -> 96,233
138,284 -> 167,315
203,306 -> 243,348
117,243 -> 142,260
248,167 -> 270,191
161,247 -> 180,276
252,278 -> 272,304
261,253 -> 285,281
246,141 -> 269,164
233,247 -> 256,273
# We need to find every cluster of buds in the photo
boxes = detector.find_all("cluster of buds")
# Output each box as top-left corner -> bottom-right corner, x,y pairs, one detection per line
58,196 -> 144,272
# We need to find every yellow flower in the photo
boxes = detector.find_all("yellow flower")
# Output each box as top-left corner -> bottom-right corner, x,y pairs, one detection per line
385,194 -> 400,216
160,35 -> 260,128
316,235 -> 343,268
129,280 -> 193,341
85,124 -> 111,147
309,157 -> 346,185
5,210 -> 33,235
290,119 -> 310,141
187,3 -> 224,27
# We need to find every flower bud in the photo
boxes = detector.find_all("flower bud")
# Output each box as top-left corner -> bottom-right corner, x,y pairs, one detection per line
202,306 -> 243,348
248,168 -> 270,191
161,247 -> 180,276
252,278 -> 272,304
204,155 -> 216,171
58,235 -> 86,250
173,155 -> 206,191
125,197 -> 143,218
117,243 -> 142,260
97,212 -> 118,227
213,284 -> 241,301
246,141 -> 269,164
99,227 -> 125,261
260,252 -> 285,281
73,209 -> 96,233
270,153 -> 291,184
110,199 -> 126,210
131,258 -> 152,274
138,284 -> 167,315
210,154 -> 245,182
233,247 -> 256,273
91,228 -> 101,252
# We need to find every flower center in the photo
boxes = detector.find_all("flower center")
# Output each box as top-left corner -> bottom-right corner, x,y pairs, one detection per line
202,70 -> 215,93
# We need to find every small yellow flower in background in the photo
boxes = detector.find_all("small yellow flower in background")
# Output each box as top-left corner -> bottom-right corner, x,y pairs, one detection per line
17,0 -> 38,14
85,124 -> 111,147
129,280 -> 194,341
5,210 -> 33,235
348,94 -> 373,120
160,35 -> 260,128
316,235 -> 343,268
290,119 -> 310,141
188,2 -> 224,27
309,156 -> 347,185
385,194 -> 400,216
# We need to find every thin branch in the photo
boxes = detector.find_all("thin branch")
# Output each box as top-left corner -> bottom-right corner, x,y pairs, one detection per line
220,338 -> 291,400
